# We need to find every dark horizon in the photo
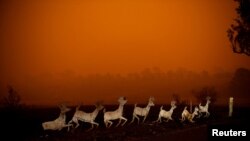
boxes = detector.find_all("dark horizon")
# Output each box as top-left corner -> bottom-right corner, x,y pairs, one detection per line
1,67 -> 249,106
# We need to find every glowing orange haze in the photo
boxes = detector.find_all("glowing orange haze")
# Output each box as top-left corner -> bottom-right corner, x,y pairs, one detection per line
0,0 -> 249,105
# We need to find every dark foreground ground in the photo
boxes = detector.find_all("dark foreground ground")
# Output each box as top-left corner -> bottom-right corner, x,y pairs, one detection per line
1,105 -> 249,141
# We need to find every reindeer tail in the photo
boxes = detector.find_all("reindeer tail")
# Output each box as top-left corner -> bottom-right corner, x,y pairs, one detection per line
134,104 -> 137,108
160,106 -> 163,110
103,108 -> 106,113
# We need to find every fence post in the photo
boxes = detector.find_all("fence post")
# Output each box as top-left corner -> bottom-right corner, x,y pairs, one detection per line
229,97 -> 233,117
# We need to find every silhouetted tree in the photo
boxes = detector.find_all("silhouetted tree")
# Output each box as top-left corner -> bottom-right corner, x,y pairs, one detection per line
229,68 -> 250,98
227,0 -> 250,56
193,87 -> 217,104
3,85 -> 21,108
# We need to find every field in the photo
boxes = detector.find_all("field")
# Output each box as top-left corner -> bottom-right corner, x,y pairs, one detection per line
1,105 -> 249,141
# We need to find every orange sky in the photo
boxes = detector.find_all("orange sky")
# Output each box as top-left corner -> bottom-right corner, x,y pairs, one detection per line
0,0 -> 250,105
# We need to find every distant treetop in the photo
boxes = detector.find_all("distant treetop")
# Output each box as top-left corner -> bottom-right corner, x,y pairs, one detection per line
227,0 -> 250,56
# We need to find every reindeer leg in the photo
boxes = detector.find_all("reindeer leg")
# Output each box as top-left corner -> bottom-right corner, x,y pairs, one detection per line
165,118 -> 170,122
189,115 -> 196,123
190,119 -> 195,123
130,115 -> 135,124
158,116 -> 163,123
67,126 -> 70,132
116,119 -> 122,127
142,115 -> 147,123
180,116 -> 185,122
93,122 -> 99,128
67,123 -> 73,132
86,123 -> 94,131
154,116 -> 161,123
64,124 -> 73,132
104,119 -> 110,128
67,121 -> 72,131
205,112 -> 210,117
75,120 -> 80,128
108,121 -> 113,128
90,123 -> 94,130
68,120 -> 73,125
121,117 -> 127,126
197,112 -> 202,118
134,115 -> 140,124
104,120 -> 108,128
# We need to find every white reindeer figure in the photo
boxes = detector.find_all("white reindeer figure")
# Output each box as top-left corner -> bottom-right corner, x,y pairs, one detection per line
155,101 -> 177,123
198,96 -> 211,118
103,97 -> 128,128
130,97 -> 155,124
42,104 -> 72,131
68,102 -> 104,131
180,106 -> 199,123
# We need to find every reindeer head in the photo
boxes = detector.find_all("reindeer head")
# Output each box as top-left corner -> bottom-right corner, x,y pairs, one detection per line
149,96 -> 155,102
172,105 -> 177,110
59,104 -> 71,114
207,100 -> 211,104
193,106 -> 199,116
118,96 -> 127,105
148,96 -> 155,107
95,101 -> 104,111
171,100 -> 176,106
206,96 -> 211,104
